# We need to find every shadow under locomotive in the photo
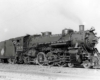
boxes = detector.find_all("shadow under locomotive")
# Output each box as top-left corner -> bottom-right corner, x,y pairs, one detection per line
0,25 -> 100,69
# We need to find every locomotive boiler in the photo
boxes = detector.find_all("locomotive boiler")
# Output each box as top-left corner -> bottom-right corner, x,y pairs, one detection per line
0,25 -> 99,68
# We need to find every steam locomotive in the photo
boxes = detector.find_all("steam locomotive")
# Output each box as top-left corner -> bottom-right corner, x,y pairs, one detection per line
0,25 -> 99,68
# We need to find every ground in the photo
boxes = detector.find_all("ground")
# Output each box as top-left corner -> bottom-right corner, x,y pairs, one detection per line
0,63 -> 99,80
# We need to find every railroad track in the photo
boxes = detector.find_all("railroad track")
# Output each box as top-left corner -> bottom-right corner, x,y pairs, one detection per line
0,63 -> 100,80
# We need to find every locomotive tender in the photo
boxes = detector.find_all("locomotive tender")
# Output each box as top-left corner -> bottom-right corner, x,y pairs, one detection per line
0,25 -> 100,68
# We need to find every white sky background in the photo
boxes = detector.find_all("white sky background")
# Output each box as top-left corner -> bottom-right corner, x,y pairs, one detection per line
0,0 -> 100,48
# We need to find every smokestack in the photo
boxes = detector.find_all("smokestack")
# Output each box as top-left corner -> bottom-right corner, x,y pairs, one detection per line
79,25 -> 84,31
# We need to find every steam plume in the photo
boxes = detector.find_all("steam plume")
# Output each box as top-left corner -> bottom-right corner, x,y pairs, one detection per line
60,7 -> 82,24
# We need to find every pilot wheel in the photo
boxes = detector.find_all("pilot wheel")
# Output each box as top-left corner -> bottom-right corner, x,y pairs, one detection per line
82,60 -> 91,68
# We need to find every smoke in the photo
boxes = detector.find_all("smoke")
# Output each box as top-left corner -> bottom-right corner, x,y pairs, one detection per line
59,6 -> 82,24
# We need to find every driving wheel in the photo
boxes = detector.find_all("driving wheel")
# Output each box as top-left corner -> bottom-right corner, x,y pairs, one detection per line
37,52 -> 47,66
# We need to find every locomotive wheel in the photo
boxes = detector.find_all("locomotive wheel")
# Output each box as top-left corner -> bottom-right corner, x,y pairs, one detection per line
23,57 -> 29,64
82,60 -> 91,68
53,62 -> 66,67
8,58 -> 15,64
1,59 -> 5,63
37,52 -> 47,66
59,62 -> 67,67
68,63 -> 74,68
91,56 -> 99,68
46,52 -> 55,61
46,52 -> 57,66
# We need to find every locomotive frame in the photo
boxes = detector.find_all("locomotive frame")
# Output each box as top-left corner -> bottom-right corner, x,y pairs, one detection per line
0,25 -> 100,69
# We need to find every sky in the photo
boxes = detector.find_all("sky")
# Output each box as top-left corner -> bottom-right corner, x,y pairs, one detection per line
0,0 -> 100,48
